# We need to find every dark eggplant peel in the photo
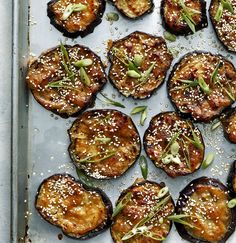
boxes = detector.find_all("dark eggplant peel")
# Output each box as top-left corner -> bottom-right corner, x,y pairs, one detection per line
26,44 -> 107,118
68,109 -> 141,179
111,0 -> 154,19
111,179 -> 175,242
108,31 -> 173,99
143,112 -> 205,177
47,0 -> 106,38
35,174 -> 112,239
209,0 -> 236,52
220,107 -> 236,143
175,177 -> 236,242
168,52 -> 236,122
161,0 -> 208,35
228,161 -> 236,194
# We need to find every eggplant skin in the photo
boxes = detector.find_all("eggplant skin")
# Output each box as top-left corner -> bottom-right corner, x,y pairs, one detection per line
26,44 -> 107,118
143,111 -> 205,177
227,161 -> 236,195
35,174 -> 113,240
108,31 -> 173,99
209,0 -> 236,52
220,107 -> 236,144
167,51 -> 236,122
68,109 -> 141,179
161,0 -> 208,35
47,0 -> 106,38
175,177 -> 236,243
110,0 -> 154,19
111,180 -> 175,242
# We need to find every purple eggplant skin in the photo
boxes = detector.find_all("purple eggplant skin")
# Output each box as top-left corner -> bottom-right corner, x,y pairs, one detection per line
175,177 -> 236,243
167,51 -> 236,122
35,174 -> 113,240
47,0 -> 106,38
160,0 -> 208,35
108,0 -> 154,20
227,161 -> 236,195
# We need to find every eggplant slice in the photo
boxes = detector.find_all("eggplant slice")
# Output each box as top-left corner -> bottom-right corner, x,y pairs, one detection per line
111,0 -> 154,19
220,107 -> 236,143
35,174 -> 112,239
47,0 -> 106,38
209,0 -> 236,52
144,112 -> 205,177
161,0 -> 208,35
175,177 -> 236,242
68,109 -> 141,179
111,180 -> 175,242
26,44 -> 107,118
108,31 -> 173,99
168,52 -> 236,122
227,161 -> 236,194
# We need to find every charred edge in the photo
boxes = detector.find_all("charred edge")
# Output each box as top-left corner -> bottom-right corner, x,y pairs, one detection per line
108,31 -> 173,100
67,109 -> 141,179
227,161 -> 236,195
160,0 -> 208,35
175,177 -> 236,243
167,51 -> 236,122
47,0 -> 106,38
35,174 -> 113,240
27,44 -> 108,118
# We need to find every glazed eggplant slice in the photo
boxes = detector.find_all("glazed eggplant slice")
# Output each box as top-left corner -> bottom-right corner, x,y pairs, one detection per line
227,161 -> 236,194
144,112 -> 205,177
111,180 -> 175,242
68,109 -> 141,179
175,177 -> 236,242
111,0 -> 154,19
168,52 -> 236,122
161,0 -> 208,35
108,31 -> 173,99
26,44 -> 107,118
47,0 -> 106,38
35,174 -> 112,239
209,0 -> 236,52
220,107 -> 236,143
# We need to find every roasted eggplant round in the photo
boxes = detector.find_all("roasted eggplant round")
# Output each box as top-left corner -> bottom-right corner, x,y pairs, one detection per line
220,107 -> 236,143
175,177 -> 236,242
161,0 -> 208,35
111,0 -> 154,19
26,44 -> 107,118
35,174 -> 112,239
47,0 -> 106,38
111,179 -> 175,242
168,52 -> 236,122
227,161 -> 236,194
143,112 -> 205,177
68,109 -> 141,179
209,0 -> 236,52
108,31 -> 173,99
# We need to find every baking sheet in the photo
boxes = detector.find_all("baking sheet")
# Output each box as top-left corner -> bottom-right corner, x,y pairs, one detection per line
12,0 -> 236,242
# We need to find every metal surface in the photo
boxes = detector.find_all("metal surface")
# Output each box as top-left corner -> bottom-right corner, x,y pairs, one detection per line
12,0 -> 236,242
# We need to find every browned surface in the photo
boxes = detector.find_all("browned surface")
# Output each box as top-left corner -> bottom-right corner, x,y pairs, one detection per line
113,0 -> 153,18
35,174 -> 109,238
168,52 -> 236,122
144,112 -> 204,177
209,0 -> 236,52
109,31 -> 173,99
111,181 -> 175,242
221,108 -> 236,143
181,184 -> 232,242
68,109 -> 141,179
26,45 -> 107,117
49,0 -> 103,33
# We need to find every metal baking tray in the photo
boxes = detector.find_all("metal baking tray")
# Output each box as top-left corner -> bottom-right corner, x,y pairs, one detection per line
12,0 -> 236,242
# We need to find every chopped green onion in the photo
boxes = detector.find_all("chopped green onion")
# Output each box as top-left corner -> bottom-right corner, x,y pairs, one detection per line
170,141 -> 180,155
74,58 -> 93,68
131,106 -> 148,126
98,93 -> 125,108
216,80 -> 235,101
94,137 -> 111,143
163,31 -> 177,42
221,0 -> 234,13
211,62 -> 223,83
168,47 -> 179,58
106,12 -> 119,22
181,138 -> 191,169
211,121 -> 221,130
112,192 -> 132,218
76,168 -> 94,187
139,62 -> 156,83
181,11 -> 196,33
80,67 -> 90,86
160,132 -> 180,159
133,54 -> 143,67
127,70 -> 141,78
128,60 -> 140,73
227,198 -> 236,208
78,151 -> 116,163
157,186 -> 169,198
168,214 -> 197,229
215,3 -> 224,22
139,155 -> 148,180
140,107 -> 147,126
62,3 -> 87,20
202,152 -> 215,169
188,123 -> 204,150
198,76 -> 211,95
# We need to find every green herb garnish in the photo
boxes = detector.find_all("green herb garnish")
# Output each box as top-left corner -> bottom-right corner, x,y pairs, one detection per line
157,186 -> 169,198
215,0 -> 234,22
131,106 -> 148,126
112,192 -> 132,218
216,79 -> 235,101
202,152 -> 215,169
80,67 -> 90,86
168,214 -> 197,228
198,76 -> 211,95
74,58 -> 93,68
62,3 -> 87,20
211,121 -> 221,130
78,151 -> 116,163
133,54 -> 144,67
98,93 -> 125,108
139,155 -> 148,179
106,12 -> 119,22
139,62 -> 156,83
186,122 -> 204,150
76,168 -> 94,187
161,132 -> 180,159
94,137 -> 111,143
163,31 -> 177,42
127,70 -> 141,78
211,61 -> 223,83
228,198 -> 236,208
